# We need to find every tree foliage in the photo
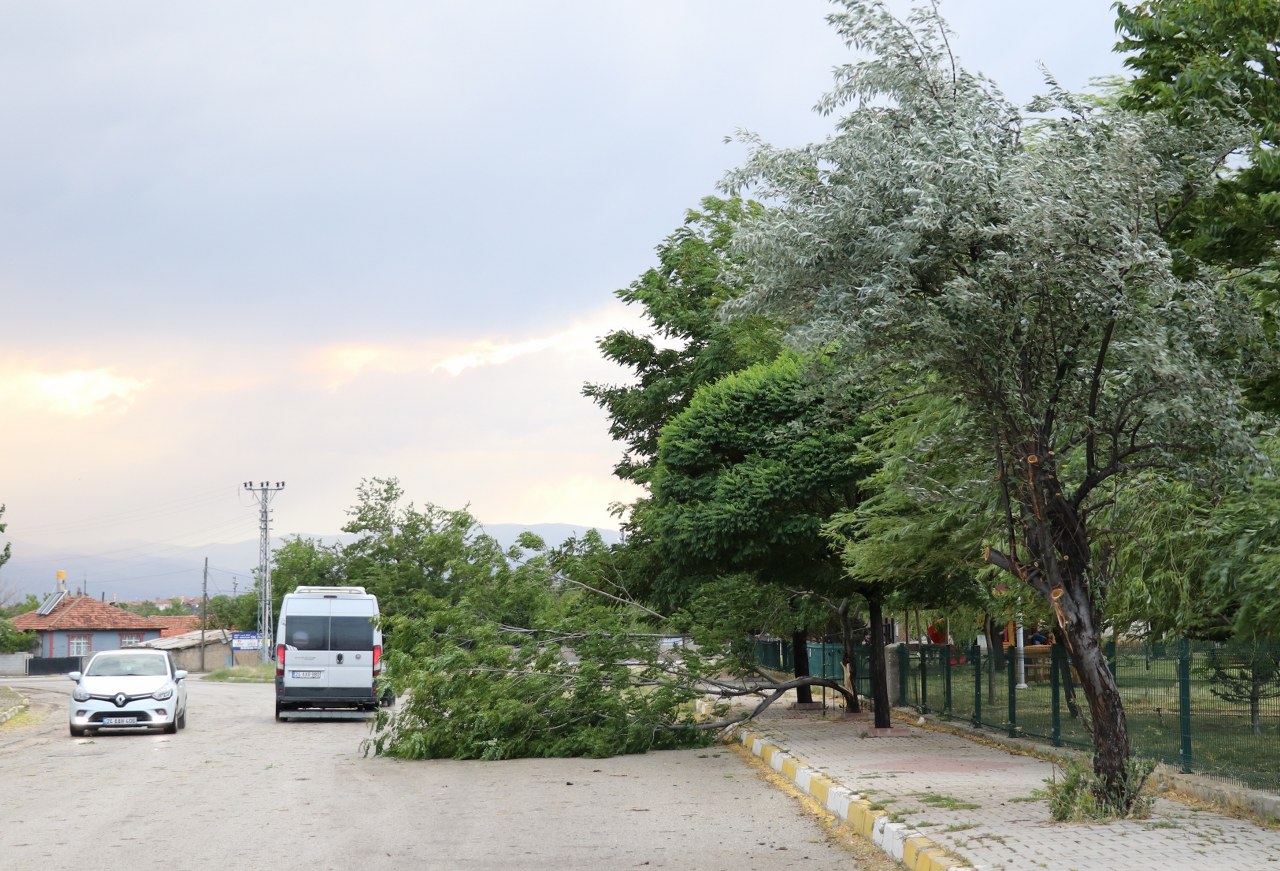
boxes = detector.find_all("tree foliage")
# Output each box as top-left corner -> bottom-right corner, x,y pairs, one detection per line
1117,0 -> 1279,269
205,593 -> 259,632
723,0 -> 1254,808
266,480 -> 721,759
583,196 -> 782,485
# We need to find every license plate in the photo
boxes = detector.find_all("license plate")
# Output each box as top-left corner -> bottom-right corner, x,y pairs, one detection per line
291,670 -> 321,679
103,717 -> 137,726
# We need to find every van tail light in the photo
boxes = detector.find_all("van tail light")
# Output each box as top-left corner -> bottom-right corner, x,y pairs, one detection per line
276,644 -> 285,677
373,644 -> 382,677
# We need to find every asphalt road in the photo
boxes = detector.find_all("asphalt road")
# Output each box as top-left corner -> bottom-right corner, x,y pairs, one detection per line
0,676 -> 880,871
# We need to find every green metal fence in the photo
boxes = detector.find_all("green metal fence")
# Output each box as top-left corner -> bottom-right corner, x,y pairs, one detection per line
754,636 -> 1280,792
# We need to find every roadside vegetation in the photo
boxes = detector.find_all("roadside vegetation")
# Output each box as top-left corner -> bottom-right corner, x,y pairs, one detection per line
203,664 -> 274,683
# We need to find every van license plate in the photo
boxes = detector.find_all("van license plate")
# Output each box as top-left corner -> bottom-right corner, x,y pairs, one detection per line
104,717 -> 137,725
291,670 -> 321,679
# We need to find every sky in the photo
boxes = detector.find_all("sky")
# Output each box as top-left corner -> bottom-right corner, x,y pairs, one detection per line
0,0 -> 1130,597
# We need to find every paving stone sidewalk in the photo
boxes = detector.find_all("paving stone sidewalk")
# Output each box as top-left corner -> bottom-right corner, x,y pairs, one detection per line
736,706 -> 1280,870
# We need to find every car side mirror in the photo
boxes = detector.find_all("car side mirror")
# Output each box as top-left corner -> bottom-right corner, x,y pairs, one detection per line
174,670 -> 189,682
68,671 -> 82,682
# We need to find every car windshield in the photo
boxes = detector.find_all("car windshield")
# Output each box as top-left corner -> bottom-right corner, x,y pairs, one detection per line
86,655 -> 168,677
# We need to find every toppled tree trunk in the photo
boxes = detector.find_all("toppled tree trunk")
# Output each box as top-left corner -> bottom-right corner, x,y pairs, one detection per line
696,675 -> 859,731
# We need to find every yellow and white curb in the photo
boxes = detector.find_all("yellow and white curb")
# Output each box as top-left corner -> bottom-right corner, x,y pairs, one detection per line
729,723 -> 974,871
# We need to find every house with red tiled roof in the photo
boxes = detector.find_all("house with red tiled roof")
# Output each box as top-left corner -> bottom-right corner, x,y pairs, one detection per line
12,592 -> 162,659
148,615 -> 201,637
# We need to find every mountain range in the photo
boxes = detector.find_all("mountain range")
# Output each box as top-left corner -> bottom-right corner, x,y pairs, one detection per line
0,524 -> 621,604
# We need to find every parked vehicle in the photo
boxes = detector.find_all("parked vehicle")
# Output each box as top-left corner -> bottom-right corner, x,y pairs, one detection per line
274,585 -> 384,719
68,649 -> 188,737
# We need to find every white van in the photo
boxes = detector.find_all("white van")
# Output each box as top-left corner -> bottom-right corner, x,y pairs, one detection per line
274,585 -> 383,719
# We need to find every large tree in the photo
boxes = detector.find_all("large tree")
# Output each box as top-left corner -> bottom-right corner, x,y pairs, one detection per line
644,351 -> 886,717
724,0 -> 1254,809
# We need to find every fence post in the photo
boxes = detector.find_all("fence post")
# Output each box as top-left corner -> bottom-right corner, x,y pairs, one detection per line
920,645 -> 929,713
972,641 -> 982,727
944,643 -> 953,717
1178,638 -> 1193,774
897,643 -> 909,707
1107,637 -> 1117,678
1007,642 -> 1018,738
1050,641 -> 1063,747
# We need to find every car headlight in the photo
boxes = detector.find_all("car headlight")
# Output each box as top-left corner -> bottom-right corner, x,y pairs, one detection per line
72,686 -> 90,702
152,685 -> 174,701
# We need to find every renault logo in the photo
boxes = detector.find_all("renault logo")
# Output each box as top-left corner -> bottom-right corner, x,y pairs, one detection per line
113,693 -> 128,708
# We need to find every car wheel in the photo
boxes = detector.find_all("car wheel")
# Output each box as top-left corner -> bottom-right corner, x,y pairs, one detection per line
163,718 -> 178,735
177,707 -> 187,730
69,724 -> 87,738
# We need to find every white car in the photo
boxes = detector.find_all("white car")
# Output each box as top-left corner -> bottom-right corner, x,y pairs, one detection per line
68,649 -> 189,737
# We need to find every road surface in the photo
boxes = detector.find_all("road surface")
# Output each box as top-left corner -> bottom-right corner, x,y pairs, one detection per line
0,676 -> 884,871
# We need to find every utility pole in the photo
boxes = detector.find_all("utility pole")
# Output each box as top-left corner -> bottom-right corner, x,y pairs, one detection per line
200,557 -> 208,673
244,480 -> 285,663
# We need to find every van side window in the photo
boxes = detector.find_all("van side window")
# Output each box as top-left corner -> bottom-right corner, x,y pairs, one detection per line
287,616 -> 329,651
330,616 -> 374,650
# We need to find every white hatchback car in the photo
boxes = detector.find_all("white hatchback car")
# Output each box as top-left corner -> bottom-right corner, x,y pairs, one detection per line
68,649 -> 189,737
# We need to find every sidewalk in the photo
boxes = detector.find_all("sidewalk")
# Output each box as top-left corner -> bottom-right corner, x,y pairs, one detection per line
728,702 -> 1280,870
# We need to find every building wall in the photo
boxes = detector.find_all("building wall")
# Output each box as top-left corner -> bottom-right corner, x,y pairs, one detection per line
40,629 -> 162,658
169,641 -> 233,673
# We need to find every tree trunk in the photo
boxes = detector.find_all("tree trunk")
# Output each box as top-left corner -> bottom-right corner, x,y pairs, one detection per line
1057,590 -> 1131,796
792,630 -> 814,705
983,615 -> 1005,705
838,601 -> 862,713
867,595 -> 891,729
988,493 -> 1134,805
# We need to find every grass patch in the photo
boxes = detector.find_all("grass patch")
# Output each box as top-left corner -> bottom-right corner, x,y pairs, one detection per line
204,664 -> 275,683
0,686 -> 21,708
1008,789 -> 1048,803
915,792 -> 981,810
943,823 -> 977,833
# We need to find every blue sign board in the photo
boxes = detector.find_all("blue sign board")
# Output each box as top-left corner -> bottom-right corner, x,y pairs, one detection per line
232,632 -> 262,651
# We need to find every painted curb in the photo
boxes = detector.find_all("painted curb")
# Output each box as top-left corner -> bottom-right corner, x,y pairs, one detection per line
0,699 -> 29,726
710,706 -> 973,871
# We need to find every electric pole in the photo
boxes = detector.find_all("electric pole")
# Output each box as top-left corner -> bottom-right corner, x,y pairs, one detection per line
244,480 -> 285,663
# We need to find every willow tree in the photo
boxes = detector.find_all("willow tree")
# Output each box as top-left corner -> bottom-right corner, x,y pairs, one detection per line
724,0 -> 1254,809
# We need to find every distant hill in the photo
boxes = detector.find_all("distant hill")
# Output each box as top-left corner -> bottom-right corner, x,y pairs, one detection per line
0,523 -> 621,603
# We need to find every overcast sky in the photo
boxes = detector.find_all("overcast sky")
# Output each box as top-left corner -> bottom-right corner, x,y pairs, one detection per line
0,0 -> 1129,592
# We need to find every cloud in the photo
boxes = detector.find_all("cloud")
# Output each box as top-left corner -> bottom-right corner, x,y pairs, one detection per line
306,305 -> 646,386
0,367 -> 149,418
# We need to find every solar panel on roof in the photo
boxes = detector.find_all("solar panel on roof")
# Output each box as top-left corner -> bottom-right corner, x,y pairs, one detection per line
36,590 -> 66,616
